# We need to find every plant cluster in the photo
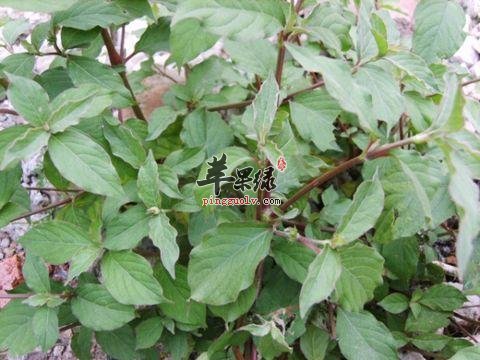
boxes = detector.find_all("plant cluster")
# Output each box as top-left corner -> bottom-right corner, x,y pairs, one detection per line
0,0 -> 480,359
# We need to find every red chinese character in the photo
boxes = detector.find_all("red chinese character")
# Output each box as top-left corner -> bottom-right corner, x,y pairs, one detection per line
276,156 -> 287,172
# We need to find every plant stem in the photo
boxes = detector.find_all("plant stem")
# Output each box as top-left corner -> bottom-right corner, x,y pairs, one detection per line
275,32 -> 286,86
295,0 -> 305,12
11,191 -> 85,222
24,187 -> 82,192
280,135 -> 424,212
283,79 -> 325,102
207,79 -> 326,112
207,100 -> 254,112
0,293 -> 32,299
0,108 -> 19,116
273,229 -> 322,253
119,25 -> 126,60
453,311 -> 480,326
450,317 -> 479,343
100,29 -> 146,121
462,77 -> 480,87
280,156 -> 363,212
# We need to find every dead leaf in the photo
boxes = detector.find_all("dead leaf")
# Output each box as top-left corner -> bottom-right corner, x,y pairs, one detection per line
0,255 -> 24,308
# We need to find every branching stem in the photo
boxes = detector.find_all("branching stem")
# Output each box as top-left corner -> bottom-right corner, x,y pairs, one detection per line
0,293 -> 32,299
101,29 -> 146,121
280,134 -> 426,212
273,229 -> 322,253
11,191 -> 85,222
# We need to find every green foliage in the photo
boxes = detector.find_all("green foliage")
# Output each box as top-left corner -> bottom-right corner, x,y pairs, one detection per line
0,0 -> 477,358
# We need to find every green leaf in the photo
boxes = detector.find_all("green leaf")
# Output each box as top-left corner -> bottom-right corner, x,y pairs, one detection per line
68,246 -> 102,282
0,165 -> 21,209
335,243 -> 384,312
0,300 -> 37,356
181,109 -> 234,157
271,238 -> 316,283
23,253 -> 50,293
431,72 -> 464,132
101,251 -> 166,305
255,322 -> 292,360
169,18 -> 220,66
188,222 -> 272,305
300,326 -> 329,360
2,19 -> 27,45
289,89 -> 342,151
356,1 -> 379,62
114,0 -> 153,19
0,128 -> 50,170
209,285 -> 256,323
0,189 -> 30,228
243,73 -> 279,145
405,305 -> 450,333
336,309 -> 397,360
286,43 -> 375,133
154,264 -> 206,328
32,307 -> 59,351
0,0 -> 76,12
355,64 -> 403,133
418,284 -> 466,311
382,51 -> 438,92
382,236 -> 419,281
224,39 -> 277,78
164,147 -> 205,176
450,346 -> 480,360
48,128 -> 124,197
35,67 -> 75,100
446,151 -> 480,276
1,53 -> 35,78
396,156 -> 433,225
242,322 -> 292,359
61,27 -> 100,49
71,327 -> 93,360
299,246 -> 341,318
135,317 -> 164,350
67,56 -> 131,100
172,0 -> 285,40
104,123 -> 146,169
158,165 -> 183,199
334,173 -> 384,245
410,333 -> 450,352
412,0 -> 465,63
20,220 -> 99,264
149,212 -> 179,279
53,0 -> 130,30
364,151 -> 452,238
96,325 -> 137,360
135,19 -> 170,55
137,151 -> 161,208
49,85 -> 112,133
71,283 -> 135,331
378,293 -> 409,314
370,13 -> 388,57
146,106 -> 178,141
162,330 -> 194,360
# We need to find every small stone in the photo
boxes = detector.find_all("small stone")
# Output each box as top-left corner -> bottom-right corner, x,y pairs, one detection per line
3,248 -> 14,257
52,345 -> 63,356
453,35 -> 479,66
0,238 -> 10,248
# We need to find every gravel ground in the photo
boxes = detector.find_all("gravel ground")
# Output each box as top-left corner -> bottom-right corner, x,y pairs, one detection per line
0,1 -> 480,359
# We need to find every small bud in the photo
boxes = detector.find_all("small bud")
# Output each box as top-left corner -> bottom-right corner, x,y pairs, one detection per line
147,206 -> 161,215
